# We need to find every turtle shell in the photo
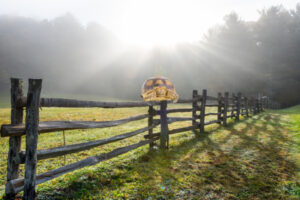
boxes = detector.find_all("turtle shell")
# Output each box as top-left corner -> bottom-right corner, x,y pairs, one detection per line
141,76 -> 178,102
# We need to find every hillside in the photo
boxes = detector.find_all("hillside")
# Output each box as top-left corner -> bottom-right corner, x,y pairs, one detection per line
0,106 -> 299,199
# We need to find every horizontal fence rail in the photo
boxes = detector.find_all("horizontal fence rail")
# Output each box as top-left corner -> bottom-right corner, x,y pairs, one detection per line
157,108 -> 193,114
1,114 -> 149,137
6,138 -> 159,195
15,122 -> 161,164
15,97 -> 202,108
1,78 -> 280,200
144,125 -> 197,139
205,119 -> 222,126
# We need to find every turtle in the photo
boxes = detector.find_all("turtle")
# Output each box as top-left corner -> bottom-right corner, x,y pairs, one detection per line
141,76 -> 179,102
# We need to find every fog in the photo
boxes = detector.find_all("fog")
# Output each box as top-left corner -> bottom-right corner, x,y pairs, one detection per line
0,5 -> 300,107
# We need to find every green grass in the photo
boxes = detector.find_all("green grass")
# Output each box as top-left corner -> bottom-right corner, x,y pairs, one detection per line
0,105 -> 299,199
0,96 -> 9,108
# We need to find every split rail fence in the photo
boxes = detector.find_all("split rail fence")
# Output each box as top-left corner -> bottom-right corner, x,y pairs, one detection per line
1,78 -> 278,199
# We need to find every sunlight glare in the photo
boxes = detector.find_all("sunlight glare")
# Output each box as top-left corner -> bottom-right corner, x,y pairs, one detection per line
120,0 -> 223,47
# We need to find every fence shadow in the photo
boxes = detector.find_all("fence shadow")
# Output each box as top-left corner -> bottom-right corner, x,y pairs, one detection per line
35,112 -> 297,199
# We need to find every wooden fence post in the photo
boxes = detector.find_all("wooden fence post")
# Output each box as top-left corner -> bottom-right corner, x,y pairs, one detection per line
254,98 -> 257,113
231,93 -> 235,118
223,92 -> 229,126
217,92 -> 222,124
252,98 -> 256,114
5,78 -> 24,199
160,100 -> 169,149
258,98 -> 261,113
24,79 -> 42,200
236,92 -> 241,121
259,94 -> 262,112
200,89 -> 207,133
253,99 -> 255,112
192,90 -> 198,133
251,98 -> 255,114
148,106 -> 154,149
255,98 -> 259,114
257,97 -> 260,113
258,95 -> 262,113
245,97 -> 249,117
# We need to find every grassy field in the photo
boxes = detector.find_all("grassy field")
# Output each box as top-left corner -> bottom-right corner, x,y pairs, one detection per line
0,104 -> 299,199
0,96 -> 9,108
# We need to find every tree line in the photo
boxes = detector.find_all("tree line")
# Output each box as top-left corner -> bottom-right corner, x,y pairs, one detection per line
0,5 -> 299,107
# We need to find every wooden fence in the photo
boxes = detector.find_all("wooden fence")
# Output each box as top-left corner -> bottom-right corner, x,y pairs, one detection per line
1,78 -> 278,199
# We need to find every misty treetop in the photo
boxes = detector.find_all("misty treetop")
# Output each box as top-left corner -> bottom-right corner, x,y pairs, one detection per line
0,5 -> 299,107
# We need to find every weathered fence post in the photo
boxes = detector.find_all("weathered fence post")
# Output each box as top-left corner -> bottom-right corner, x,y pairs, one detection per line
252,98 -> 256,114
200,89 -> 207,133
258,98 -> 261,113
255,98 -> 259,114
245,97 -> 249,117
192,90 -> 198,133
236,92 -> 241,121
257,97 -> 260,113
160,100 -> 169,149
217,92 -> 222,124
251,98 -> 255,114
24,79 -> 42,200
223,92 -> 229,126
148,106 -> 154,149
5,78 -> 24,199
254,98 -> 257,114
231,93 -> 235,118
258,95 -> 262,113
263,98 -> 266,111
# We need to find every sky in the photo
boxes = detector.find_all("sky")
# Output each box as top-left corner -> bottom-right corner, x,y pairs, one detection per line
0,0 -> 299,47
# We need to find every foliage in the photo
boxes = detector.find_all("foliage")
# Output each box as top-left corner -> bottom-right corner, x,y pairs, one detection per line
203,5 -> 300,106
0,4 -> 300,106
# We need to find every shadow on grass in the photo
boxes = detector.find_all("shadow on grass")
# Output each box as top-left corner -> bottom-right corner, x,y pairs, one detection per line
36,113 -> 298,200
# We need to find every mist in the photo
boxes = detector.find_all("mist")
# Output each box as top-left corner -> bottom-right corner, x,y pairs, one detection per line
0,5 -> 300,107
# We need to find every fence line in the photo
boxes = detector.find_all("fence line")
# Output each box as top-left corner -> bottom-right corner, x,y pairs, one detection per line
1,78 -> 280,200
